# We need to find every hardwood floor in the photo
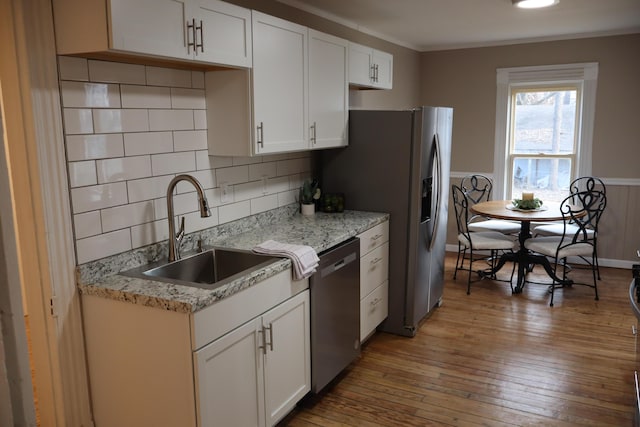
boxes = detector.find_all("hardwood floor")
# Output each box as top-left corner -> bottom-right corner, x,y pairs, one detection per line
280,254 -> 636,426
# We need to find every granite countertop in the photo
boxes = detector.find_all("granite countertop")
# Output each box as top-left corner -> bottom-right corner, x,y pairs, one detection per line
78,209 -> 389,313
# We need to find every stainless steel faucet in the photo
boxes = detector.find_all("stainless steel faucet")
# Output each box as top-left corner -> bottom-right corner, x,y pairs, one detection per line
166,174 -> 211,262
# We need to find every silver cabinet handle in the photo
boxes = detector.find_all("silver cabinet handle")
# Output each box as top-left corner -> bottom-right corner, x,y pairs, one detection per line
371,233 -> 383,241
196,20 -> 204,53
370,63 -> 376,82
370,257 -> 382,265
370,297 -> 383,307
186,19 -> 196,54
258,324 -> 273,354
310,122 -> 317,145
257,122 -> 264,147
633,325 -> 637,336
374,64 -> 379,82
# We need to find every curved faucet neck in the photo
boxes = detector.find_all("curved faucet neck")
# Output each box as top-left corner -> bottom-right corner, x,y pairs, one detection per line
167,174 -> 211,262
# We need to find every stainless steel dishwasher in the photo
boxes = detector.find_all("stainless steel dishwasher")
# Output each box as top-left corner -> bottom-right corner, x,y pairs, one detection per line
310,237 -> 360,393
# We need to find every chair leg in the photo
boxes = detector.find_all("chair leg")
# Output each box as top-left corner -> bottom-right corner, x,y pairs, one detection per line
454,243 -> 465,280
592,254 -> 599,301
467,248 -> 473,295
594,246 -> 601,280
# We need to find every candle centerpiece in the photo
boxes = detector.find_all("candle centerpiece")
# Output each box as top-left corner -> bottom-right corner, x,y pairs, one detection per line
512,192 -> 543,210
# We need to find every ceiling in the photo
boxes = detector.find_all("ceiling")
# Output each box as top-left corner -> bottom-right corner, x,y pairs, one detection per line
276,0 -> 640,51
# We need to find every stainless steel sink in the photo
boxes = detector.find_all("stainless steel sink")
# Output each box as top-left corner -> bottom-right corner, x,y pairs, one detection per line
121,247 -> 278,290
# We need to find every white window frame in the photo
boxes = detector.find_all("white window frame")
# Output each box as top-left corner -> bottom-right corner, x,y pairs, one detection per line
493,63 -> 599,199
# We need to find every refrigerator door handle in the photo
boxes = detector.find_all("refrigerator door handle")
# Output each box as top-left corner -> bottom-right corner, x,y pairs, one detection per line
429,134 -> 442,251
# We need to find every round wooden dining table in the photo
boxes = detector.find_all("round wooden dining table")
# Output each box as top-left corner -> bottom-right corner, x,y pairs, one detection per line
470,200 -> 574,293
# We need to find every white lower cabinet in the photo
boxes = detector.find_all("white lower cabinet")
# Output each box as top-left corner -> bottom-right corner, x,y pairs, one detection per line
194,290 -> 310,427
357,220 -> 390,342
81,268 -> 309,427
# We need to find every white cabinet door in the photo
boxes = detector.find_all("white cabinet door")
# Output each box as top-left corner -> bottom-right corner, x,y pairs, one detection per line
110,0 -> 192,60
348,42 -> 374,87
308,30 -> 348,150
348,42 -> 393,89
263,290 -> 310,426
373,49 -> 393,89
193,0 -> 252,67
195,317 -> 265,427
252,12 -> 309,154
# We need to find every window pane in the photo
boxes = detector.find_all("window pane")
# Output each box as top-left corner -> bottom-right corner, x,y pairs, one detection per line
512,90 -> 577,155
512,157 -> 572,202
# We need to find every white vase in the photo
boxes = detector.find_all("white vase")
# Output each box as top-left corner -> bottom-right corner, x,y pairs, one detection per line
301,203 -> 315,216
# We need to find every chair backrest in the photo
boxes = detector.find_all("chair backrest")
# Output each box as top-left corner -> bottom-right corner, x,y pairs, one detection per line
569,176 -> 606,196
460,174 -> 493,205
560,189 -> 607,245
452,184 -> 472,237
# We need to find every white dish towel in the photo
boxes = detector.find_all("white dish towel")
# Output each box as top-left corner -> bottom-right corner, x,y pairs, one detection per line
253,240 -> 320,280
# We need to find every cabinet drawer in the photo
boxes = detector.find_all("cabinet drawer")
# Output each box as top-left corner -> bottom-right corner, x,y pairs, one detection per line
360,243 -> 389,298
360,281 -> 388,341
358,221 -> 389,255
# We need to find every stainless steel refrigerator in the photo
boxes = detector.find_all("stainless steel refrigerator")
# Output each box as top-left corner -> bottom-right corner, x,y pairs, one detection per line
321,107 -> 453,337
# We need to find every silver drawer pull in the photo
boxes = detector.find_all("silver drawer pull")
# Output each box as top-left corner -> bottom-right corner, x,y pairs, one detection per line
371,234 -> 383,241
370,297 -> 382,307
370,257 -> 382,265
633,325 -> 637,336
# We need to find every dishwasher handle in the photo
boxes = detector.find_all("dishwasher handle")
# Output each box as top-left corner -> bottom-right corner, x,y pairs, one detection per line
320,252 -> 357,278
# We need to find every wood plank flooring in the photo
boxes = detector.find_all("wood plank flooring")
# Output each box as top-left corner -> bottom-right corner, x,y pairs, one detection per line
280,254 -> 636,426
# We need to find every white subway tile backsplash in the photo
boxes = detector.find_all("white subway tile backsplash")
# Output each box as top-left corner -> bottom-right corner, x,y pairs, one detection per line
196,151 -> 232,170
124,132 -> 173,156
191,71 -> 205,89
267,176 -> 290,194
146,66 -> 191,88
63,108 -> 94,134
148,109 -> 194,131
276,157 -> 311,176
89,60 -> 146,85
93,109 -> 150,133
127,175 -> 174,203
183,209 -> 219,234
96,156 -> 152,184
151,152 -> 196,176
73,211 -> 101,239
174,130 -> 207,152
176,169 -> 215,192
171,88 -> 206,109
60,81 -> 121,108
233,156 -> 263,166
71,182 -> 128,214
216,165 -> 249,185
76,229 -> 132,264
121,85 -> 171,109
218,200 -> 251,225
251,194 -> 278,214
278,190 -> 297,206
58,56 -> 88,81
193,110 -> 207,130
234,181 -> 263,202
131,219 -> 168,248
249,162 -> 277,181
61,58 -> 303,264
66,134 -> 124,161
68,161 -> 97,187
101,201 -> 155,233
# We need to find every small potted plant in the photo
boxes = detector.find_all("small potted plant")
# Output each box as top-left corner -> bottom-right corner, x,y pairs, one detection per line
299,178 -> 321,216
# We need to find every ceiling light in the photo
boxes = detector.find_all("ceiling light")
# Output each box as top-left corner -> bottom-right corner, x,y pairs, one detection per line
512,0 -> 559,9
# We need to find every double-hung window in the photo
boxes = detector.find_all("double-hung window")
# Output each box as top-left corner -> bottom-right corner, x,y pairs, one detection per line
493,63 -> 599,202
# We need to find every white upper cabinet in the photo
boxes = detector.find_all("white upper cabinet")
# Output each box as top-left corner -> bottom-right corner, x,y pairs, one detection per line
53,0 -> 252,67
252,12 -> 309,154
348,42 -> 393,89
206,15 -> 349,156
308,30 -> 349,150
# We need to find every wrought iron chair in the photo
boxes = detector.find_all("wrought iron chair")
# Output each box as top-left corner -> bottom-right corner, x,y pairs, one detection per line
524,189 -> 606,306
452,184 -> 517,294
460,174 -> 520,235
533,176 -> 606,278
